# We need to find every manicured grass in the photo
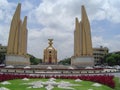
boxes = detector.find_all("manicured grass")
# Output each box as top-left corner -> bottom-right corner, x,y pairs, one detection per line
0,79 -> 113,90
114,77 -> 120,90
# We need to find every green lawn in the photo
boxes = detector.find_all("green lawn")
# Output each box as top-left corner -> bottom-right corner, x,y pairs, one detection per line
0,78 -> 115,90
114,77 -> 120,90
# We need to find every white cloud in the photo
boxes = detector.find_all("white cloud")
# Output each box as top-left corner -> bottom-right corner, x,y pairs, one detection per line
0,25 -> 9,45
22,0 -> 34,11
115,34 -> 120,39
97,0 -> 120,23
0,0 -> 120,60
28,27 -> 73,60
0,0 -> 15,23
92,35 -> 120,52
0,0 -> 15,46
92,36 -> 109,47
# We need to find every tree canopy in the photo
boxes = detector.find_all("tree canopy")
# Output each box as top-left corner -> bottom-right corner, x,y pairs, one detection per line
103,53 -> 120,66
27,54 -> 42,65
0,53 -> 5,64
58,58 -> 71,65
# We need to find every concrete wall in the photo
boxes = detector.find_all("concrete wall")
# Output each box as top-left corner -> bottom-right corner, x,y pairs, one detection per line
71,56 -> 94,67
5,55 -> 30,66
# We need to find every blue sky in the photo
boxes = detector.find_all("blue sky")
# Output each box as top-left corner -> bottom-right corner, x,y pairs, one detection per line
0,0 -> 120,60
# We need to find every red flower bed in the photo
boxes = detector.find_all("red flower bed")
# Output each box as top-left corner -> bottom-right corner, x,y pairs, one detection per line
0,74 -> 115,88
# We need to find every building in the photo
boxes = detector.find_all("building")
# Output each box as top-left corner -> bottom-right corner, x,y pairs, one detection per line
71,5 -> 94,67
93,46 -> 109,65
43,39 -> 57,64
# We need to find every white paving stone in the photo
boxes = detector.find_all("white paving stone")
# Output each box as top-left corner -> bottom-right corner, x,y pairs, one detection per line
88,89 -> 93,90
22,78 -> 29,81
26,79 -> 79,89
45,84 -> 54,90
92,83 -> 102,87
49,78 -> 56,81
75,79 -> 82,82
1,81 -> 11,85
27,81 -> 43,88
58,84 -> 75,90
0,87 -> 10,90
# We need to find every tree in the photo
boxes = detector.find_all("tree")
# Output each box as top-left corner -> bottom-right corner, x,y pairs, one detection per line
103,53 -> 120,66
27,54 -> 42,65
58,58 -> 71,65
0,53 -> 5,64
113,54 -> 120,65
106,56 -> 115,66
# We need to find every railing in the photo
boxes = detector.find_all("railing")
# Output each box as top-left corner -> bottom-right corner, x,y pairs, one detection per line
0,68 -> 119,75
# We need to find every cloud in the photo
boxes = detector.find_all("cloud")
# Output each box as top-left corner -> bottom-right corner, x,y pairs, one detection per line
92,35 -> 120,52
0,0 -> 120,60
92,36 -> 109,47
22,0 -> 34,11
0,0 -> 15,23
0,25 -> 9,45
115,34 -> 120,39
101,0 -> 120,23
28,27 -> 73,60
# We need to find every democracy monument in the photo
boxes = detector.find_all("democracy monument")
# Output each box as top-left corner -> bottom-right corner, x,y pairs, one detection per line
5,3 -> 30,65
0,3 -> 119,90
5,3 -> 94,67
43,39 -> 57,64
71,6 -> 94,67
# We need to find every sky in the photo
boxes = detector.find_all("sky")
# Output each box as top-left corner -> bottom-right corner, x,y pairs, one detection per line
0,0 -> 120,60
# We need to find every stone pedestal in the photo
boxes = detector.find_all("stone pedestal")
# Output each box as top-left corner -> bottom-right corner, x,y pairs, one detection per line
71,56 -> 94,67
5,55 -> 30,66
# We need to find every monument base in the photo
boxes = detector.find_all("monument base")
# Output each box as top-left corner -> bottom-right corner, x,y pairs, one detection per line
71,56 -> 94,67
5,55 -> 30,66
